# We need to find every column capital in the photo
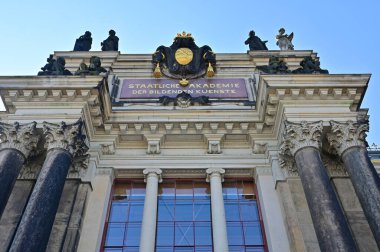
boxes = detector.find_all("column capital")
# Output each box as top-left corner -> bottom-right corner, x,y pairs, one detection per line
206,168 -> 225,182
327,120 -> 368,156
0,121 -> 39,158
143,168 -> 162,182
280,120 -> 323,157
43,120 -> 88,157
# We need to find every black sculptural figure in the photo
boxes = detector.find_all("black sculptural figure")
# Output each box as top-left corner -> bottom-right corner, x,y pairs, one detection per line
101,30 -> 119,51
245,30 -> 268,50
292,56 -> 329,74
152,32 -> 216,81
257,56 -> 290,74
73,31 -> 92,51
75,56 -> 107,75
38,56 -> 72,76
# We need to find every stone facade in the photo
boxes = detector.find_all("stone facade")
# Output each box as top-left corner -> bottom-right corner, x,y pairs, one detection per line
0,47 -> 378,252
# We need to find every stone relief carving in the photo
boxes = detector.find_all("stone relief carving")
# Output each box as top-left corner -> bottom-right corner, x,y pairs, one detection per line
327,120 -> 368,156
0,121 -> 40,158
256,56 -> 290,74
147,140 -> 160,154
321,153 -> 348,177
101,143 -> 115,155
208,140 -> 222,154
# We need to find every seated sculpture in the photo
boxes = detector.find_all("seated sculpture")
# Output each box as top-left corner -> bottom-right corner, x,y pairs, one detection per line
276,28 -> 294,50
75,56 -> 107,75
245,30 -> 268,50
73,31 -> 92,51
292,56 -> 329,74
38,56 -> 72,76
257,56 -> 290,74
101,30 -> 119,51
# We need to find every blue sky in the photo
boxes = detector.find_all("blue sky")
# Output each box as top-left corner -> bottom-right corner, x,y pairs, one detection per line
0,0 -> 379,144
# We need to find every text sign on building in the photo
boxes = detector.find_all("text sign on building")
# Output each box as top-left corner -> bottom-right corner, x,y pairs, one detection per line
120,78 -> 248,99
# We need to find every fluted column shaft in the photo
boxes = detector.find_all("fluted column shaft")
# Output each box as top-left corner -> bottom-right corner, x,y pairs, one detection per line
10,121 -> 87,252
0,121 -> 38,218
139,169 -> 162,252
281,121 -> 357,252
329,120 -> 380,248
207,168 -> 228,252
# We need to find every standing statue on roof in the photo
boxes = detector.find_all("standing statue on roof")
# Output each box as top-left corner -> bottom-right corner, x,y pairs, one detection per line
245,30 -> 268,51
73,31 -> 92,51
101,29 -> 119,51
276,28 -> 294,50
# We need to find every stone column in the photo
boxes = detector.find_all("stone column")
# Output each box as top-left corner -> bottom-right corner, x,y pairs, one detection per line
10,120 -> 88,252
206,168 -> 228,252
0,122 -> 39,218
139,168 -> 162,252
328,120 -> 380,248
280,121 -> 357,252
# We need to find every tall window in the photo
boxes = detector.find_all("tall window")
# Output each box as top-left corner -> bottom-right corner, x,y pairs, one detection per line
223,180 -> 265,252
156,180 -> 213,252
103,181 -> 146,252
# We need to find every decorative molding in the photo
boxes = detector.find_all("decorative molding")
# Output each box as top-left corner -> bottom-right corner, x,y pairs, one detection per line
252,142 -> 267,154
0,121 -> 40,158
208,140 -> 222,154
101,143 -> 115,155
206,168 -> 225,182
143,168 -> 163,182
327,120 -> 368,156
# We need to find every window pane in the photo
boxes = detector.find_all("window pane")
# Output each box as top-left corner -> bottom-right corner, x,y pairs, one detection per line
246,247 -> 265,252
176,182 -> 193,199
109,202 -> 129,222
227,222 -> 244,245
175,222 -> 194,246
240,201 -> 259,221
157,222 -> 174,246
242,181 -> 255,195
156,247 -> 173,252
105,223 -> 125,246
225,200 -> 240,221
128,201 -> 144,222
244,222 -> 263,245
104,249 -> 123,252
123,247 -> 139,252
223,182 -> 238,199
195,222 -> 212,245
130,182 -> 146,200
229,246 -> 245,252
194,201 -> 210,221
175,200 -> 193,221
159,182 -> 175,196
195,247 -> 212,252
193,182 -> 210,199
114,183 -> 131,197
174,248 -> 194,252
158,199 -> 175,221
124,222 -> 141,246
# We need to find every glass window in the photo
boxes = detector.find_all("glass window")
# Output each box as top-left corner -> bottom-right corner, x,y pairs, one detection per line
103,181 -> 145,251
224,180 -> 265,251
156,180 -> 212,251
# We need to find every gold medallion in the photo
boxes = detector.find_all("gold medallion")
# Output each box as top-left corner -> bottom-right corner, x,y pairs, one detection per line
175,48 -> 193,65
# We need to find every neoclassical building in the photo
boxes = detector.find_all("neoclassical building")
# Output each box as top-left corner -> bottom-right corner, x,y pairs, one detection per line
0,32 -> 379,252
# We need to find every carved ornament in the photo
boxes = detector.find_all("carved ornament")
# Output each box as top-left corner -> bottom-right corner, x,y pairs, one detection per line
327,120 -> 368,156
0,121 -> 39,158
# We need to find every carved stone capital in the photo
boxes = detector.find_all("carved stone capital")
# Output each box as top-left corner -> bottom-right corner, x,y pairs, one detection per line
206,168 -> 225,182
280,120 -> 323,157
0,121 -> 39,158
327,120 -> 368,156
143,168 -> 162,182
43,120 -> 88,157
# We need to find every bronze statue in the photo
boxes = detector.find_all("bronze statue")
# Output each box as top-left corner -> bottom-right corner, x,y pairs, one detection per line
276,28 -> 294,50
73,31 -> 92,51
245,30 -> 268,50
38,56 -> 72,76
292,56 -> 329,74
257,56 -> 290,74
75,56 -> 107,75
101,30 -> 119,51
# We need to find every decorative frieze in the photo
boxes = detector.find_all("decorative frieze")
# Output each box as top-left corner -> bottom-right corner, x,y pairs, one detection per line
0,121 -> 40,158
327,120 -> 368,156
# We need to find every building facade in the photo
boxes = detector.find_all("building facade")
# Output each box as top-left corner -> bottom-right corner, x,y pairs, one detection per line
0,33 -> 379,252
